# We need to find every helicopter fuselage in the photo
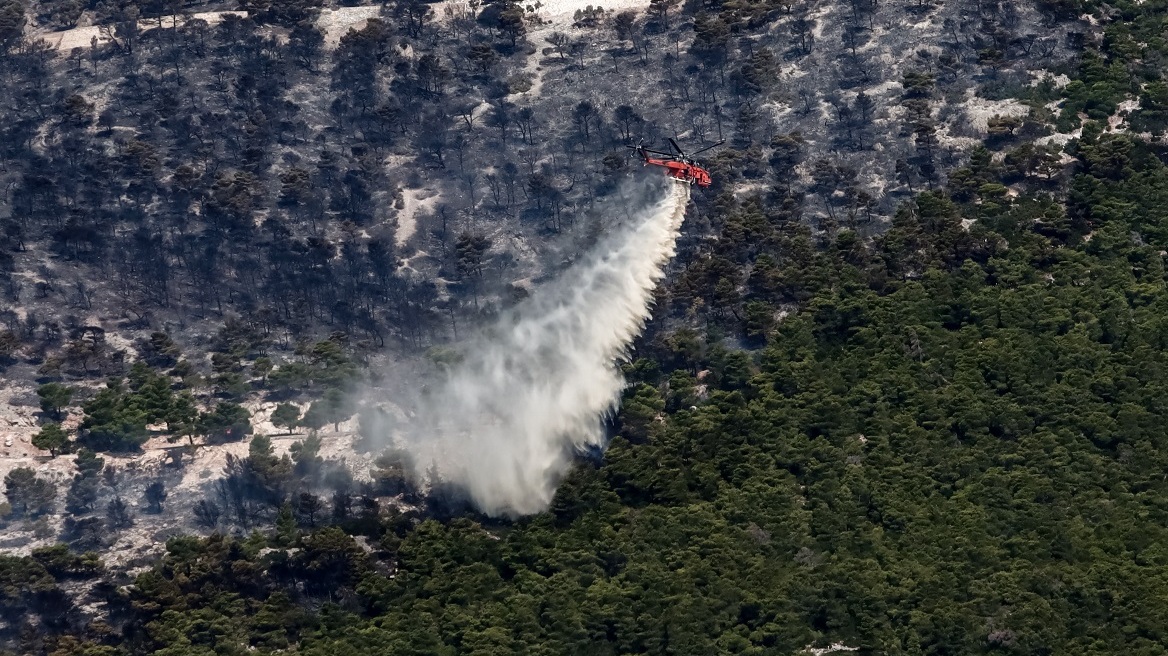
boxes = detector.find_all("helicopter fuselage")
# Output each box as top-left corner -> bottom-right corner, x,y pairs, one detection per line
639,155 -> 713,187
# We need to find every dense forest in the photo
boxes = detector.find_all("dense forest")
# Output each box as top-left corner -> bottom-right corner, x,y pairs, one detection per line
4,0 -> 1168,650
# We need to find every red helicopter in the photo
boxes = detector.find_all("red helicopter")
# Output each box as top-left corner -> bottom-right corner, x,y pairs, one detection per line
627,137 -> 724,187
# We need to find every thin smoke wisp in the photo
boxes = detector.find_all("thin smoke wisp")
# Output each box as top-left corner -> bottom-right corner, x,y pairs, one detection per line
377,180 -> 690,517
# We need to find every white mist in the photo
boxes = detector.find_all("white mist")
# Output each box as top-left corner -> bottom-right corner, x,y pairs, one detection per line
384,180 -> 690,516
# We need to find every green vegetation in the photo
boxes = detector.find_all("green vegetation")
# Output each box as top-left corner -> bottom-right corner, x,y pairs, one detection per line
8,0 -> 1168,652
270,402 -> 302,435
45,333 -> 361,455
78,378 -> 151,452
36,383 -> 73,420
64,450 -> 104,520
14,114 -> 1168,653
4,468 -> 56,518
198,401 -> 253,444
31,423 -> 68,457
143,481 -> 167,514
70,364 -> 263,451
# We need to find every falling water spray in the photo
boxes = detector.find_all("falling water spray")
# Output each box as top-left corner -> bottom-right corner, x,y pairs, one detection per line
379,179 -> 690,517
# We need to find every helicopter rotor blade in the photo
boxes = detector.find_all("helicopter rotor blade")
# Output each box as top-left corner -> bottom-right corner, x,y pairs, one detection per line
687,139 -> 725,157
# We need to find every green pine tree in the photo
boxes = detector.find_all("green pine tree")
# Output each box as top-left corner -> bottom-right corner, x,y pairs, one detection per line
275,502 -> 297,546
300,401 -> 328,434
322,388 -> 351,431
36,383 -> 73,421
4,468 -> 56,518
270,403 -> 301,435
31,423 -> 68,457
166,391 -> 199,444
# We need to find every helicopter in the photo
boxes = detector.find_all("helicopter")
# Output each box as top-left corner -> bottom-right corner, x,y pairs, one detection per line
626,137 -> 724,187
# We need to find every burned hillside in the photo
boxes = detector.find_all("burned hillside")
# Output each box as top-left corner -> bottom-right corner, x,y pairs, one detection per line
0,0 -> 1096,580
4,0 -> 1168,649
0,0 -> 1086,358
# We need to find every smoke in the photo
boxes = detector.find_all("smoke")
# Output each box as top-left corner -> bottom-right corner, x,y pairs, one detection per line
371,179 -> 690,517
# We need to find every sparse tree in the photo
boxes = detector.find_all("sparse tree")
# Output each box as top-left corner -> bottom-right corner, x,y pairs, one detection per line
5,468 -> 56,518
193,499 -> 221,528
144,480 -> 168,513
32,423 -> 69,457
271,403 -> 302,435
497,2 -> 526,46
0,0 -> 26,49
0,331 -> 18,362
415,53 -> 451,96
252,357 -> 273,384
106,497 -> 133,529
393,0 -> 433,37
300,402 -> 328,434
791,18 -> 814,55
65,476 -> 100,515
648,0 -> 678,28
613,105 -> 643,141
320,388 -> 351,432
37,383 -> 74,420
573,100 -> 599,142
612,10 -> 635,43
332,490 -> 352,520
166,392 -> 199,442
486,103 -> 512,144
102,465 -> 122,491
516,107 -> 536,144
467,43 -> 498,74
548,31 -> 570,60
63,516 -> 106,551
291,433 -> 324,479
295,492 -> 324,526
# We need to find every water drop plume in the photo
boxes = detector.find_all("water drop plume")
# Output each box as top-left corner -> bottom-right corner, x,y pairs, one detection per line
381,179 -> 690,517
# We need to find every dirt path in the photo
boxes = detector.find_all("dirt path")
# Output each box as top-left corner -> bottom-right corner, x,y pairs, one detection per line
33,6 -> 393,54
33,0 -> 655,55
396,187 -> 442,246
33,10 -> 247,52
537,0 -> 652,20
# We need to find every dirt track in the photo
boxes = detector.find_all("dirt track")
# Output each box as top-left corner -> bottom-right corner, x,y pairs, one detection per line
31,0 -> 655,55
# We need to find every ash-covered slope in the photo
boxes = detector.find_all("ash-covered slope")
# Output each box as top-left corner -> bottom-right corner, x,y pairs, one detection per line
0,0 -> 1092,567
0,0 -> 1082,362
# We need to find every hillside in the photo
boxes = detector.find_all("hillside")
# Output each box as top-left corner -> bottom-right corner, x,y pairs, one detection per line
4,0 -> 1168,651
